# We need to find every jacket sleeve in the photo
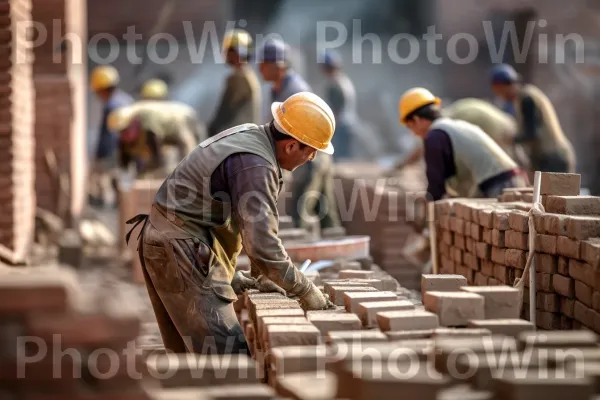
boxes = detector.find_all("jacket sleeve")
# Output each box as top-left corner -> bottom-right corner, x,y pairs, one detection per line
208,74 -> 251,137
229,163 -> 311,296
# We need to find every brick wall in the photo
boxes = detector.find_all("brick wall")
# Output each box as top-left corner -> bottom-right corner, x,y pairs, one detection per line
0,0 -> 35,263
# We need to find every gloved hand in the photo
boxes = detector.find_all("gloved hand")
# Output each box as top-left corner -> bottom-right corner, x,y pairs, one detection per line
255,275 -> 286,295
298,282 -> 336,311
231,270 -> 256,294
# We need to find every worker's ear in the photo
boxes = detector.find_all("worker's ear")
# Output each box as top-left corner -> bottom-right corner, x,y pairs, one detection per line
283,139 -> 298,154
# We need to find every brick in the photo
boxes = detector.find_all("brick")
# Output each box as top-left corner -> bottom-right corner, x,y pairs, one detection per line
480,260 -> 495,277
439,242 -> 451,258
593,292 -> 600,313
482,228 -> 493,244
323,279 -> 384,292
536,292 -> 561,313
546,195 -> 600,215
461,286 -> 520,319
327,330 -> 388,344
493,210 -> 511,231
328,286 -> 378,306
265,325 -> 321,349
520,329 -> 599,350
442,230 -> 453,245
557,236 -> 581,259
536,310 -> 562,330
439,215 -> 450,230
535,234 -> 557,254
505,230 -> 529,250
552,274 -> 574,298
474,272 -> 488,286
475,242 -> 491,260
566,216 -> 600,240
533,213 -> 547,234
376,310 -> 439,332
440,257 -> 455,274
449,216 -> 465,235
525,273 -> 553,292
568,259 -> 592,283
434,336 -> 517,374
343,291 -> 397,314
509,210 -> 529,233
493,264 -> 509,283
423,291 -> 485,327
358,300 -> 415,327
535,253 -> 558,274
561,297 -> 575,318
560,315 -> 573,330
468,319 -> 535,337
463,252 -> 480,270
338,270 -> 374,280
543,213 -> 569,236
574,301 -> 595,329
258,317 -> 311,344
307,313 -> 361,334
465,237 -> 474,254
491,229 -> 506,247
539,172 -> 581,195
470,223 -> 482,241
505,249 -> 527,270
454,234 -> 466,250
384,330 -> 433,340
421,274 -> 467,296
575,280 -> 593,308
491,247 -> 506,265
452,247 -> 463,264
581,238 -> 600,268
250,301 -> 302,324
456,265 -> 474,284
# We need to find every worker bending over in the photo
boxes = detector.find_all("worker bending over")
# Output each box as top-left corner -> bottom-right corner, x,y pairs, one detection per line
259,39 -> 341,231
107,100 -> 203,178
140,79 -> 169,100
89,65 -> 133,206
127,92 -> 336,354
490,64 -> 575,173
399,88 -> 528,201
208,30 -> 262,137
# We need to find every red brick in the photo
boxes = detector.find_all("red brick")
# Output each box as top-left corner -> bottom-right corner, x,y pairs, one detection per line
470,223 -> 482,241
556,236 -> 581,259
552,274 -> 575,298
575,281 -> 593,308
574,301 -> 594,329
338,270 -> 375,280
493,264 -> 509,283
539,172 -> 581,196
533,214 -> 547,234
343,291 -> 398,314
535,234 -> 557,255
505,249 -> 527,270
307,313 -> 361,334
481,260 -> 495,277
439,215 -> 450,230
464,252 -> 480,270
266,325 -> 321,348
546,195 -> 600,215
475,242 -> 491,260
452,248 -> 463,264
561,297 -> 575,318
478,209 -> 494,229
474,272 -> 488,286
491,229 -> 506,248
593,292 -> 600,314
442,230 -> 453,245
535,253 -> 557,274
440,257 -> 455,273
568,259 -> 600,291
482,228 -> 493,244
543,213 -> 569,236
439,241 -> 450,258
505,230 -> 529,250
465,237 -> 474,254
560,315 -> 573,330
567,216 -> 600,240
493,210 -> 511,231
581,238 -> 600,268
558,256 -> 569,275
536,292 -> 561,313
488,277 -> 502,286
525,273 -> 553,292
449,216 -> 465,235
536,310 -> 562,330
454,234 -> 466,250
491,247 -> 506,265
508,210 -> 529,233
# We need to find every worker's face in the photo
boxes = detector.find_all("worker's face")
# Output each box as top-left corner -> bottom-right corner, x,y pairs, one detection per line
277,140 -> 317,171
491,82 -> 518,100
94,88 -> 112,103
259,62 -> 284,83
405,116 -> 431,139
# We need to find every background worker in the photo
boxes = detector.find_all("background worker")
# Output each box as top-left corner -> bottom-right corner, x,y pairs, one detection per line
140,79 -> 169,100
319,49 -> 358,161
444,97 -> 529,168
208,29 -> 262,137
258,39 -> 341,232
129,92 -> 336,354
89,65 -> 134,207
490,64 -> 576,173
399,88 -> 528,201
107,100 -> 201,178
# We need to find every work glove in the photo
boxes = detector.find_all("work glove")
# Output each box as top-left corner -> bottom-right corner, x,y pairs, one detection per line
298,282 -> 336,311
231,270 -> 256,294
255,275 -> 286,296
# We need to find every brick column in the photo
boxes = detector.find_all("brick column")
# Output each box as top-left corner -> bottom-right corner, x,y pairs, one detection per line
0,0 -> 35,264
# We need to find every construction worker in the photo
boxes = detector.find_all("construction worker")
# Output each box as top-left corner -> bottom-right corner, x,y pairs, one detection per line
444,98 -> 529,167
89,65 -> 134,206
140,79 -> 169,100
208,29 -> 261,137
319,49 -> 357,161
490,64 -> 576,173
399,88 -> 528,201
107,100 -> 203,178
258,39 -> 341,231
126,92 -> 336,354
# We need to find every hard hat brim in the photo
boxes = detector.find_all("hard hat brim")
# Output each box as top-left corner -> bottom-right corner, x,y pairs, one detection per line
271,102 -> 335,155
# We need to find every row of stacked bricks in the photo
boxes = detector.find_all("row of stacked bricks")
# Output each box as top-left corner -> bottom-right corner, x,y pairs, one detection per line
435,172 -> 600,333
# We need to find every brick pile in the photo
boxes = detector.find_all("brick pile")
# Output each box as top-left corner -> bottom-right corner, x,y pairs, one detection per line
433,172 -> 600,333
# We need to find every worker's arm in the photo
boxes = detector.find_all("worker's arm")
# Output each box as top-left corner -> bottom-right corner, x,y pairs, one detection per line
514,96 -> 537,144
227,156 -> 311,297
326,84 -> 345,118
208,74 -> 251,137
424,129 -> 455,202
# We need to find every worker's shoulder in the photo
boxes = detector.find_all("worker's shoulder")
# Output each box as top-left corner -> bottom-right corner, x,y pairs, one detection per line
223,152 -> 277,178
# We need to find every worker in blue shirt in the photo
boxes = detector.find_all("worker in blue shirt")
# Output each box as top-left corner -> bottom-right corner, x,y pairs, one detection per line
258,39 -> 341,231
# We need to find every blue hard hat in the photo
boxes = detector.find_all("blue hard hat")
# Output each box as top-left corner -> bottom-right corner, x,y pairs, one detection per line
320,49 -> 342,68
490,64 -> 520,84
258,38 -> 288,64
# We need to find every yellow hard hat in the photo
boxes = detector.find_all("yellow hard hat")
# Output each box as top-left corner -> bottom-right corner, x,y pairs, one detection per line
90,65 -> 120,92
107,106 -> 135,133
222,29 -> 252,53
140,79 -> 168,100
271,92 -> 336,154
398,87 -> 442,124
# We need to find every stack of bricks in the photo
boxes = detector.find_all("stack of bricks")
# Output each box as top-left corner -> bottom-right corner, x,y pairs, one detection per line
0,0 -> 35,264
433,172 -> 600,333
335,163 -> 427,289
